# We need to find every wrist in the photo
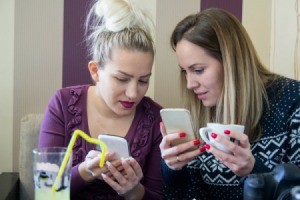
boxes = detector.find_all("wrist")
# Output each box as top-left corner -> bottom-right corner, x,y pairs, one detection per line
124,183 -> 145,200
78,162 -> 95,182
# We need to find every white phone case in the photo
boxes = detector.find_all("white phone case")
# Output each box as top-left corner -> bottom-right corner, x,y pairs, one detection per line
160,108 -> 195,145
98,134 -> 130,159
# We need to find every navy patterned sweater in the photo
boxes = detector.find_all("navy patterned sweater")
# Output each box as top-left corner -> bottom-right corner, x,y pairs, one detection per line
162,76 -> 300,200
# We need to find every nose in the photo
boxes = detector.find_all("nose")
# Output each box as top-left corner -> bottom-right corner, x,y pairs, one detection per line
126,82 -> 138,100
186,73 -> 198,90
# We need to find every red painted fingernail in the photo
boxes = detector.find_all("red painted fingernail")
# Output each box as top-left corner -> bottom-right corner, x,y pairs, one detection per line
200,146 -> 206,153
211,132 -> 217,138
224,130 -> 230,134
204,144 -> 210,150
179,132 -> 186,138
193,139 -> 200,145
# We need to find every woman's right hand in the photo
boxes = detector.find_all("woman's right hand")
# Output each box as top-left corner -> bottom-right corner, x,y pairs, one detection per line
79,150 -> 123,181
159,122 -> 205,170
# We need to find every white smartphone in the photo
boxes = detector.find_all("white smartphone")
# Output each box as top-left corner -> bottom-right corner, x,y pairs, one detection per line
97,134 -> 130,159
160,108 -> 195,146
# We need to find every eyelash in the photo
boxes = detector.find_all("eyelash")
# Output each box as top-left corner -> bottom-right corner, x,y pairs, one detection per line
115,77 -> 148,84
194,68 -> 204,74
180,68 -> 204,75
139,80 -> 149,84
114,77 -> 126,82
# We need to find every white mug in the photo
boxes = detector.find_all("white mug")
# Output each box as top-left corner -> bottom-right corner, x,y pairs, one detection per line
199,123 -> 245,153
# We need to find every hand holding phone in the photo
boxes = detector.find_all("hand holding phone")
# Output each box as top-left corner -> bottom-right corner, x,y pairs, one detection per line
160,108 -> 196,146
97,134 -> 130,159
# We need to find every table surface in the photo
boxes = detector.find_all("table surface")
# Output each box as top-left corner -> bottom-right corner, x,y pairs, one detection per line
0,172 -> 19,200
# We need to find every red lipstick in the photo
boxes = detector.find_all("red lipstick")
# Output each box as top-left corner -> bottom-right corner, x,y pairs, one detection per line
120,101 -> 134,108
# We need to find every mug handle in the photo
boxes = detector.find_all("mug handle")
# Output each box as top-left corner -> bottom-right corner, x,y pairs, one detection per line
199,127 -> 212,145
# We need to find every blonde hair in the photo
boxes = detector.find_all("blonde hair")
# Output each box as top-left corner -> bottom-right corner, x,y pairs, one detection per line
85,0 -> 155,66
171,8 -> 276,141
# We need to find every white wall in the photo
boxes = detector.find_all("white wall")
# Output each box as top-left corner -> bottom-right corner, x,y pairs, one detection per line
243,0 -> 299,80
270,0 -> 299,79
242,0 -> 272,68
11,0 -> 64,171
0,0 -> 64,173
135,0 -> 156,99
0,0 -> 15,172
154,0 -> 201,107
1,0 -> 299,173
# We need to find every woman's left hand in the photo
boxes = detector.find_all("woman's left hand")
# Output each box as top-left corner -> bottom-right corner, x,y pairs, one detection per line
205,129 -> 255,177
101,157 -> 144,199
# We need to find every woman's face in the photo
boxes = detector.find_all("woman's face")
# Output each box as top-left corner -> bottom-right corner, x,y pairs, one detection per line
175,39 -> 223,107
95,47 -> 153,116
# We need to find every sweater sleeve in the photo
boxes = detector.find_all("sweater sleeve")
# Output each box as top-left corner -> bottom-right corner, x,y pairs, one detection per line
161,160 -> 190,199
141,118 -> 164,200
161,160 -> 189,187
161,159 -> 212,199
250,157 -> 272,174
250,103 -> 300,174
251,79 -> 300,173
39,91 -> 66,147
38,90 -> 91,195
286,104 -> 300,167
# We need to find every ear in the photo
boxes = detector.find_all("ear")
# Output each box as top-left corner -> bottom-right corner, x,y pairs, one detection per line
88,61 -> 99,82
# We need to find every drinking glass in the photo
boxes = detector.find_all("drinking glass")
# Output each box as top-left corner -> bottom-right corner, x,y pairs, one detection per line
33,147 -> 72,200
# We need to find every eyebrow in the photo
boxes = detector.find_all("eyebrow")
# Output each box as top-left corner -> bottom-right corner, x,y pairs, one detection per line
178,64 -> 199,70
117,71 -> 152,78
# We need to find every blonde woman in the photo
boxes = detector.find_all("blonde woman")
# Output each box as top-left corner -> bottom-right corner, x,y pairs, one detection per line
160,8 -> 300,199
39,0 -> 163,199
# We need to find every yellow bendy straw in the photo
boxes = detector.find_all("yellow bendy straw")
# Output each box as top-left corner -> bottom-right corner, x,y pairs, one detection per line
52,129 -> 107,192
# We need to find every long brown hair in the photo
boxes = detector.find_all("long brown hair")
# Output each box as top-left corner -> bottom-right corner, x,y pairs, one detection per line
170,8 -> 276,141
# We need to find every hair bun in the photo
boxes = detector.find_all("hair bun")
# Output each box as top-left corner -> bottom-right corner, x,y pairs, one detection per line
85,0 -> 155,62
93,0 -> 151,33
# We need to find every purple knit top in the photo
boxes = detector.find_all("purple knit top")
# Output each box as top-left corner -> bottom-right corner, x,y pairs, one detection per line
39,85 -> 164,200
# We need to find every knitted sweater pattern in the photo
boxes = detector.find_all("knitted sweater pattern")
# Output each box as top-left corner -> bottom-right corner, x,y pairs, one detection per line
162,76 -> 300,200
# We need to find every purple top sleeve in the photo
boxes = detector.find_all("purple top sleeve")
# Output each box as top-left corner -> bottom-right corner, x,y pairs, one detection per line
39,85 -> 164,200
